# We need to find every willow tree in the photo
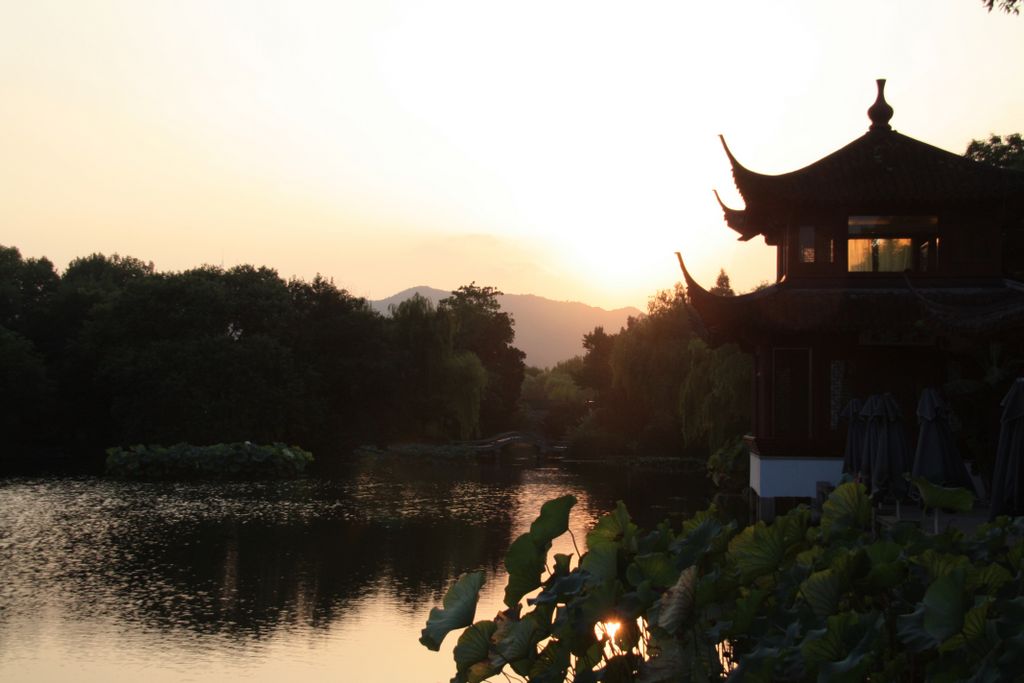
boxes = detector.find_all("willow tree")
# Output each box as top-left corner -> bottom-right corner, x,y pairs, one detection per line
389,294 -> 489,440
440,283 -> 526,434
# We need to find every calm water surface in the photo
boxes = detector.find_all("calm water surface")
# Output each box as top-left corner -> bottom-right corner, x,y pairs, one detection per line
0,457 -> 715,682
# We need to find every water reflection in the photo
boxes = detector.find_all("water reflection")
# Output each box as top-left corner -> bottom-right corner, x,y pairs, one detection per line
0,458 -> 712,681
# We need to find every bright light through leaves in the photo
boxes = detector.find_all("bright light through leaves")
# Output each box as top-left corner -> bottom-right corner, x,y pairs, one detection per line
596,620 -> 620,642
594,620 -> 624,663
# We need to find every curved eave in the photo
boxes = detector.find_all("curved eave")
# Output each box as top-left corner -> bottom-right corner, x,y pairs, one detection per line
721,129 -> 1024,209
713,190 -> 758,241
720,132 -> 850,207
675,251 -> 778,341
676,252 -> 777,303
719,135 -> 763,206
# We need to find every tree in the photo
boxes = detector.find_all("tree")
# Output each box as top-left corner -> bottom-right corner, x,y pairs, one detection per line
0,245 -> 59,337
573,326 -> 615,395
387,294 -> 489,440
965,134 -> 1024,279
709,268 -> 735,296
520,357 -> 592,439
605,285 -> 693,452
0,326 -> 53,446
965,133 -> 1024,170
0,247 -> 66,449
678,338 -> 752,454
981,0 -> 1021,14
288,275 -> 386,447
63,252 -> 154,290
85,267 -> 305,446
51,252 -> 155,355
439,283 -> 525,434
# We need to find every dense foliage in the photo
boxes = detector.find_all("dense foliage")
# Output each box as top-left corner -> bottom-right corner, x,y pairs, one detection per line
965,133 -> 1024,170
440,284 -> 527,435
980,0 -> 1021,15
521,358 -> 594,440
566,280 -> 752,471
423,484 -> 1024,682
964,134 -> 1024,282
0,245 -> 524,458
106,442 -> 314,479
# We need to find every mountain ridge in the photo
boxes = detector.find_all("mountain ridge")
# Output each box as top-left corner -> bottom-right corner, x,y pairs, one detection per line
370,286 -> 642,368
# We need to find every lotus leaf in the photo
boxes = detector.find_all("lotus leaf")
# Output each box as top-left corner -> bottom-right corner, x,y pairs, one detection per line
419,570 -> 485,651
579,543 -> 618,584
528,640 -> 569,683
628,552 -> 678,589
914,549 -> 971,581
913,477 -> 975,513
967,563 -> 1013,594
728,522 -> 783,582
528,495 -> 575,545
453,620 -> 496,673
726,587 -> 769,637
923,568 -> 967,642
504,534 -> 547,608
529,572 -> 587,606
586,501 -> 636,554
494,617 -> 538,665
813,613 -> 881,683
939,598 -> 992,654
820,482 -> 870,539
656,565 -> 696,633
670,516 -> 725,570
799,568 -> 842,618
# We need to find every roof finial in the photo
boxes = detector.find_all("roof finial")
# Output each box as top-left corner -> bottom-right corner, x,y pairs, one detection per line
868,78 -> 893,132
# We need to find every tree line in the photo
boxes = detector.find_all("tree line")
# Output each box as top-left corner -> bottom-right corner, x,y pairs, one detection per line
522,271 -> 753,478
6,135 -> 1018,468
0,246 -> 524,460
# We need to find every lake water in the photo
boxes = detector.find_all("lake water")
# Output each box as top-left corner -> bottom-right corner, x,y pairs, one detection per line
0,457 -> 717,682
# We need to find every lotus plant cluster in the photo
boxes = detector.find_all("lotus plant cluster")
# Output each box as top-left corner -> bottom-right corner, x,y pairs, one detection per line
105,442 -> 314,479
422,484 -> 1024,682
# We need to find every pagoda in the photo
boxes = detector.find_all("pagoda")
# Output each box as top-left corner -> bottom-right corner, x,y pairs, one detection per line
679,80 -> 1024,518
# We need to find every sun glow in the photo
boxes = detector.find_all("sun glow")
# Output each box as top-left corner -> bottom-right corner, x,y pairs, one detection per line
594,619 -> 625,662
3,2 -> 1023,308
598,620 -> 621,642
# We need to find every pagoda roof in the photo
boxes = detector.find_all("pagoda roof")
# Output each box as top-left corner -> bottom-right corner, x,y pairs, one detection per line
676,252 -> 1024,343
716,80 -> 1024,240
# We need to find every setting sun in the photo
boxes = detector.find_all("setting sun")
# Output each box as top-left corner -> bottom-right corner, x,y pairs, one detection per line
4,2 -> 1022,308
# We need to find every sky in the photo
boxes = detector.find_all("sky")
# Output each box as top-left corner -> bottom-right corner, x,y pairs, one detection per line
2,1 -> 1022,310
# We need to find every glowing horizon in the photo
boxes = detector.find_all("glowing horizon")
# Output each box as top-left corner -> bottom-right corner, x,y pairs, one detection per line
2,1 -> 1022,310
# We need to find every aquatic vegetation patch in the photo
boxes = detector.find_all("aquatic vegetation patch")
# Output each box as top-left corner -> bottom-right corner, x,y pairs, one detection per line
105,442 -> 314,479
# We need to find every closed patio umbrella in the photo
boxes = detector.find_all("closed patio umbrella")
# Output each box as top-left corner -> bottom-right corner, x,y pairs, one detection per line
861,393 -> 912,501
990,378 -> 1024,519
841,398 -> 866,477
912,388 -> 974,492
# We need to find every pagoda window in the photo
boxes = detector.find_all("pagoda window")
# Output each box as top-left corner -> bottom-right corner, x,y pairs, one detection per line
799,226 -> 816,263
848,237 -> 912,272
847,216 -> 937,273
